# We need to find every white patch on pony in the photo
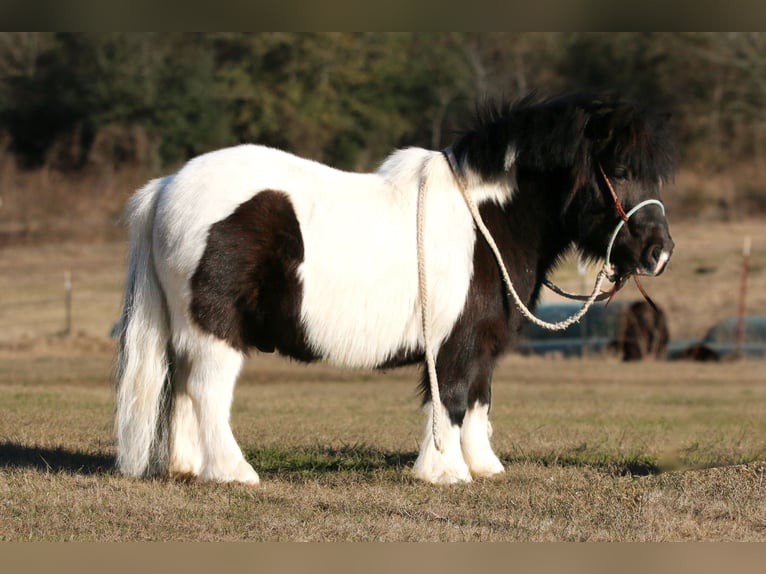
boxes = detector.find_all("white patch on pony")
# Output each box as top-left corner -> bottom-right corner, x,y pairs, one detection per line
413,403 -> 472,484
503,145 -> 518,171
295,148 -> 485,367
653,250 -> 671,276
461,165 -> 518,209
153,144 -> 515,370
460,401 -> 505,478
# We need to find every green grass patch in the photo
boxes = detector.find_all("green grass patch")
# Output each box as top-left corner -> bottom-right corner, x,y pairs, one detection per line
245,444 -> 417,477
507,445 -> 661,476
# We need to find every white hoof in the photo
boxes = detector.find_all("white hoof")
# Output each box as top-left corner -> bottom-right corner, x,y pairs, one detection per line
168,454 -> 202,478
200,458 -> 260,485
468,455 -> 505,479
413,404 -> 472,484
413,462 -> 473,484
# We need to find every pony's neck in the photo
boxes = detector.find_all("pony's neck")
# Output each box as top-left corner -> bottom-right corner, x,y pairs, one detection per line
496,170 -> 575,303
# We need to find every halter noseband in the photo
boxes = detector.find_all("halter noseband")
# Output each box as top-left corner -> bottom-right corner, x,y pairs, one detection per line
596,162 -> 666,280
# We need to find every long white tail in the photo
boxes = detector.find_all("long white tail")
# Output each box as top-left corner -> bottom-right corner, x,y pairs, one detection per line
115,177 -> 172,477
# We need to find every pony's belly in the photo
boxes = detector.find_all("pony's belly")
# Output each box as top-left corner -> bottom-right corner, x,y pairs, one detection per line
297,262 -> 423,368
292,194 -> 476,369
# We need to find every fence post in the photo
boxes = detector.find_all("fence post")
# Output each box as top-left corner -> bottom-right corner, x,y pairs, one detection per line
734,236 -> 750,356
64,270 -> 72,337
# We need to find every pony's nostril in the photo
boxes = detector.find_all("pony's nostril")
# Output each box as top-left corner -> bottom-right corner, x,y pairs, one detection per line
643,242 -> 671,276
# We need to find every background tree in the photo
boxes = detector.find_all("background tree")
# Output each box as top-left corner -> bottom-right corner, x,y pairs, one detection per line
0,32 -> 764,175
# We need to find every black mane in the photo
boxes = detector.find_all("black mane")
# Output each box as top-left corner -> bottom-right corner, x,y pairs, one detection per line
452,91 -> 675,186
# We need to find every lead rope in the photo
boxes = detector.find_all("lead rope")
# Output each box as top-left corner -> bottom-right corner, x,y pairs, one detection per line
418,149 -> 665,453
416,161 -> 445,452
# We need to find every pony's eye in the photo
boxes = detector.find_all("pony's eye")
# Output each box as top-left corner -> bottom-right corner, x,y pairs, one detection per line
613,166 -> 629,181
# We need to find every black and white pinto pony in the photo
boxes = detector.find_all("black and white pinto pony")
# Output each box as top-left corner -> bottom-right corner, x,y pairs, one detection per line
115,91 -> 675,484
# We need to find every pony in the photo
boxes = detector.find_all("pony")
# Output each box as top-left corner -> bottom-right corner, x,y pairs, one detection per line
115,91 -> 675,484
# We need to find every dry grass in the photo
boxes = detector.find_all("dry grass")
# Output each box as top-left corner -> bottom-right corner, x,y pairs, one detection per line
0,217 -> 765,541
1,349 -> 765,541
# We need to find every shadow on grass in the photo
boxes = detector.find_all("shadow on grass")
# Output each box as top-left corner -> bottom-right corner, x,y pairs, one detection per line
0,441 -> 114,475
506,453 -> 662,477
1,442 -> 703,479
245,444 -> 664,478
246,444 -> 419,478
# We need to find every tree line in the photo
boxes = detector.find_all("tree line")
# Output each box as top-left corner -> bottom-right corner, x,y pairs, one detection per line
0,32 -> 764,173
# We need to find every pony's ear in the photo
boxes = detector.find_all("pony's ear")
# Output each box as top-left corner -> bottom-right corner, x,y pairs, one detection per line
583,107 -> 615,142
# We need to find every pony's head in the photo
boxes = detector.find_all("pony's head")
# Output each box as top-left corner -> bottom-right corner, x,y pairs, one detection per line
452,91 -> 675,284
561,93 -> 675,282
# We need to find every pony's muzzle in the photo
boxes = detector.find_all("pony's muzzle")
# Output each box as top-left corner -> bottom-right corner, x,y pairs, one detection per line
639,228 -> 674,276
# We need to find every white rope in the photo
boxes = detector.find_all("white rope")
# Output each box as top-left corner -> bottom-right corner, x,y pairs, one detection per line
416,163 -> 445,453
416,149 -> 665,452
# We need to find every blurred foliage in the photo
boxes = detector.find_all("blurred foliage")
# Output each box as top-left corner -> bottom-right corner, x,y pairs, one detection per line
0,32 -> 764,173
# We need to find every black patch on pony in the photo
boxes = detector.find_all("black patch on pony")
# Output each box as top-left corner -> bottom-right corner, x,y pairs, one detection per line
422,201 -> 517,425
190,190 -> 318,361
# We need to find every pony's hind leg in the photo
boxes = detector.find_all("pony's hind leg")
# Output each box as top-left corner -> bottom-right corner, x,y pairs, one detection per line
183,334 -> 259,484
168,392 -> 202,478
167,352 -> 203,478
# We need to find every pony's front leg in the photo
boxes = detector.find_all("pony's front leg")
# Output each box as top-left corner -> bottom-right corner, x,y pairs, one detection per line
412,401 -> 472,484
461,357 -> 505,478
461,400 -> 505,478
412,343 -> 504,483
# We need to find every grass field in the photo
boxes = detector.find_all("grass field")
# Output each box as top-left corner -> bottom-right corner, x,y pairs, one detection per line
1,345 -> 765,541
0,219 -> 765,541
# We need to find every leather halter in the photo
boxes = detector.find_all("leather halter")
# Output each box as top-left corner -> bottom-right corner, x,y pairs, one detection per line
597,162 -> 630,223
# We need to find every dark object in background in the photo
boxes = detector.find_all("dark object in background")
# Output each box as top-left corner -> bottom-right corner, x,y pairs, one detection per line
616,301 -> 670,361
517,300 -> 669,361
667,315 -> 766,361
676,343 -> 721,362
